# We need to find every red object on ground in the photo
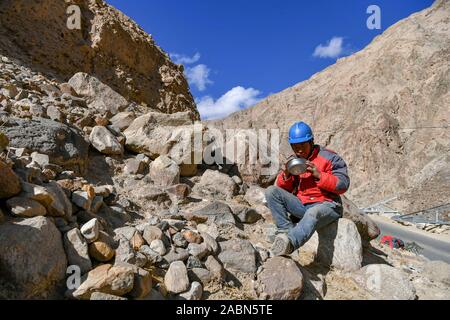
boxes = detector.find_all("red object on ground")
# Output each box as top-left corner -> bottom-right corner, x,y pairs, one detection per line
380,235 -> 405,249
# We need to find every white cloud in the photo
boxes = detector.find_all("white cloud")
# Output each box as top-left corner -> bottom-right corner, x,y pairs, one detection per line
313,37 -> 344,58
185,64 -> 213,91
170,52 -> 201,65
197,86 -> 262,120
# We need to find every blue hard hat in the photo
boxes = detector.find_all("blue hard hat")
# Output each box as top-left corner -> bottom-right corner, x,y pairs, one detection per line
288,122 -> 314,144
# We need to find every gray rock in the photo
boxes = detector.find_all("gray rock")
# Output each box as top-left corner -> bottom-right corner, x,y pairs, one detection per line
115,236 -> 146,267
1,117 -> 89,174
218,239 -> 257,274
68,72 -> 128,115
187,243 -> 210,260
186,256 -> 203,269
150,239 -> 167,256
90,196 -> 104,214
172,232 -> 188,248
6,196 -> 47,217
315,218 -> 363,272
342,196 -> 380,242
244,185 -> 267,207
255,257 -> 304,300
64,228 -> 92,275
46,105 -> 65,122
30,152 -> 50,168
165,261 -> 190,294
192,170 -> 238,200
233,205 -> 262,224
142,225 -> 164,244
114,226 -> 139,241
188,268 -> 212,286
124,112 -> 195,166
197,223 -> 220,239
20,181 -> 71,219
353,264 -> 416,300
139,245 -> 162,265
80,218 -> 100,243
89,126 -> 123,155
178,281 -> 202,300
149,155 -> 180,187
0,217 -> 67,299
205,256 -> 225,281
191,201 -> 236,226
200,232 -> 219,255
72,191 -> 92,211
163,248 -> 190,264
124,158 -> 146,175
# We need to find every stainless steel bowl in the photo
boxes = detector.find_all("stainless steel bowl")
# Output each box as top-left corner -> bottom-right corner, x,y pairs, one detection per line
287,157 -> 307,175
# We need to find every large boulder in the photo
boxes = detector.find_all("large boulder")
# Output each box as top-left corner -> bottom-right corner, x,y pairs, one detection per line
301,218 -> 363,272
0,160 -> 21,199
352,264 -> 416,300
0,217 -> 67,299
68,72 -> 128,115
1,117 -> 89,174
342,196 -> 380,242
89,126 -> 124,155
192,170 -> 238,200
255,257 -> 304,300
218,239 -> 257,274
124,111 -> 199,176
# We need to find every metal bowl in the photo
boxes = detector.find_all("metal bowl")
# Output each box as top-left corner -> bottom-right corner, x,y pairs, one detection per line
287,157 -> 307,175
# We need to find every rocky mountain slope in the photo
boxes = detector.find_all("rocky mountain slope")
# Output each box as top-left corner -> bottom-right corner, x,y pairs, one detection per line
0,0 -> 449,301
0,0 -> 199,118
208,0 -> 450,213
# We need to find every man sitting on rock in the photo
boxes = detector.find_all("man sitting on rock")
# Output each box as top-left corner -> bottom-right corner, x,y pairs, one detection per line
266,121 -> 350,256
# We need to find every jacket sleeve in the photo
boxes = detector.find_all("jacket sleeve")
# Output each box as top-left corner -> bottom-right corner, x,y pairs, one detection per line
275,171 -> 296,193
316,154 -> 350,195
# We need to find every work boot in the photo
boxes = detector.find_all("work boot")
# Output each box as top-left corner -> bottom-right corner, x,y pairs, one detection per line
270,233 -> 294,257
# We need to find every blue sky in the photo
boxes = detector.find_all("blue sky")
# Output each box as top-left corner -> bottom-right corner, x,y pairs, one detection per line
106,0 -> 433,120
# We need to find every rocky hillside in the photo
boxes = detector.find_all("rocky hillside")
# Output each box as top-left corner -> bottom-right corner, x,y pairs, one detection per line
208,0 -> 450,212
0,1 -> 449,301
0,0 -> 199,118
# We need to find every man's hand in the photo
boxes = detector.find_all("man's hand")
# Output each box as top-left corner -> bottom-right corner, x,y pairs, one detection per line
306,160 -> 321,180
281,161 -> 291,180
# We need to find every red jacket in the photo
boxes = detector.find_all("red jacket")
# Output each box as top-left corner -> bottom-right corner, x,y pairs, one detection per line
276,145 -> 350,204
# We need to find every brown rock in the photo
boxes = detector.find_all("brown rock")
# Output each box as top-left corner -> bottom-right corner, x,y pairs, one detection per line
95,116 -> 109,127
88,241 -> 115,262
166,184 -> 191,199
0,160 -> 22,199
256,257 -> 304,300
183,230 -> 203,244
130,232 -> 146,251
72,264 -> 134,300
